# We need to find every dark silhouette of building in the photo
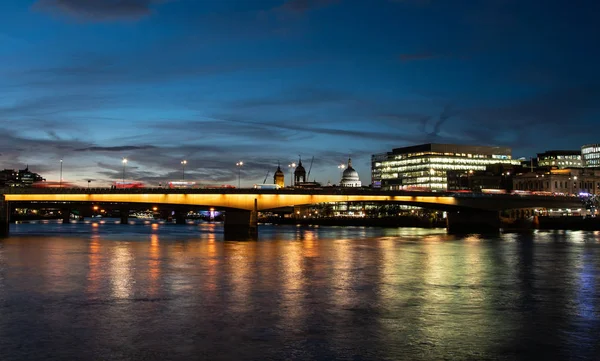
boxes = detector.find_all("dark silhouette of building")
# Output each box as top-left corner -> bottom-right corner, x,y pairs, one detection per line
0,166 -> 45,187
294,158 -> 306,185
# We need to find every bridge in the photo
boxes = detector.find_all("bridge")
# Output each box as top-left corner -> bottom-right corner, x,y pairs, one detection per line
0,187 -> 584,237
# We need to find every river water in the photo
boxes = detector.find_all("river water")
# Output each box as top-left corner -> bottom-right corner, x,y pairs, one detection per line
1,220 -> 599,361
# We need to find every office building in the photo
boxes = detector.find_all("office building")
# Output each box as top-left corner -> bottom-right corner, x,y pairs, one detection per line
582,144 -> 600,168
537,150 -> 582,168
447,164 -> 517,191
371,143 -> 520,190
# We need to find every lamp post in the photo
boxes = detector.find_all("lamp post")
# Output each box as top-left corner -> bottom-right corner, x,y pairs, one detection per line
59,159 -> 63,188
236,161 -> 243,188
288,162 -> 296,187
181,160 -> 187,181
122,158 -> 127,183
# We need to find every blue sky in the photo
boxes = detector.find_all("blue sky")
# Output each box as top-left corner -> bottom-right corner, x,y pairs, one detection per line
1,0 -> 599,186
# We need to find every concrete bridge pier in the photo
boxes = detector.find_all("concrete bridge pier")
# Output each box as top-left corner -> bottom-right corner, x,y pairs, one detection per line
61,207 -> 71,224
173,211 -> 187,225
446,210 -> 500,234
0,196 -> 9,237
224,199 -> 258,240
120,207 -> 129,225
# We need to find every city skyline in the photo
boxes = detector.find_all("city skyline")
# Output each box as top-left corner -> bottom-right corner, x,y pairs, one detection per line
1,0 -> 599,186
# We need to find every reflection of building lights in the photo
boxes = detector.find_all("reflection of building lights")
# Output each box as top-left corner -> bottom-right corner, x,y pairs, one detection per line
111,245 -> 133,299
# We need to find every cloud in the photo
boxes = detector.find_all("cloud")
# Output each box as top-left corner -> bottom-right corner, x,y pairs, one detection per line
32,0 -> 166,21
429,105 -> 459,137
75,145 -> 157,152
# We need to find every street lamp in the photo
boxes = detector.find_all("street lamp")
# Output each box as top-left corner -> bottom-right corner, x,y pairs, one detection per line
236,161 -> 243,188
181,160 -> 187,181
122,158 -> 128,183
60,159 -> 63,188
288,162 -> 296,187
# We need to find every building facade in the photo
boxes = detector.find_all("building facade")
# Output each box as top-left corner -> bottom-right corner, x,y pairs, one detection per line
582,144 -> 600,168
0,167 -> 45,187
447,164 -> 516,191
371,143 -> 520,190
273,165 -> 285,188
339,158 -> 361,187
294,159 -> 306,185
537,150 -> 582,168
513,168 -> 600,195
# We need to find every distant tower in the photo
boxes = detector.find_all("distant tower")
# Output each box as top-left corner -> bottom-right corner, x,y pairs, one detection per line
274,162 -> 285,188
294,157 -> 306,185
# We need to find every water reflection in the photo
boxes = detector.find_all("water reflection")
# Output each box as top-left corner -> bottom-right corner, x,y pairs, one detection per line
0,225 -> 599,360
110,243 -> 134,299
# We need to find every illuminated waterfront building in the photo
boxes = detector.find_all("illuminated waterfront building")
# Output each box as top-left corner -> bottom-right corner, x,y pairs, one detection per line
582,144 -> 600,168
371,143 -> 520,190
537,150 -> 582,168
513,168 -> 600,195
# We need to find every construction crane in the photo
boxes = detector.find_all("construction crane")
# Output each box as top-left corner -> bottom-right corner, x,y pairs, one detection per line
306,156 -> 315,181
263,170 -> 270,184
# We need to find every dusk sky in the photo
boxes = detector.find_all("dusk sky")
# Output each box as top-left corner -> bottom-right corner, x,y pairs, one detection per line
1,0 -> 599,187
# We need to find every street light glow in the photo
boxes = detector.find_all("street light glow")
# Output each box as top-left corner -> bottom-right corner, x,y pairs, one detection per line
122,158 -> 128,184
236,161 -> 244,188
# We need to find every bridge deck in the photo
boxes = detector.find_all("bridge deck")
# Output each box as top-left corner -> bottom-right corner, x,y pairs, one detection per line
1,187 -> 584,212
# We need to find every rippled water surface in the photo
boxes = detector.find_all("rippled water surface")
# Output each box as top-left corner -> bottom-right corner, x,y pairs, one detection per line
1,221 -> 600,360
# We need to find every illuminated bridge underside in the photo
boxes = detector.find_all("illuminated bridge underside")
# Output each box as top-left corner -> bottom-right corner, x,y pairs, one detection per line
3,192 -> 582,212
